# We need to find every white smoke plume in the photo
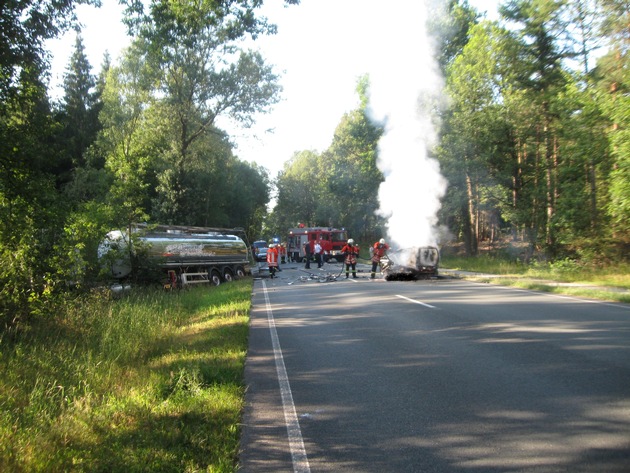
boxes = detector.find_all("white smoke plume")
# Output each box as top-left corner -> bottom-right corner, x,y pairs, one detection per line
366,0 -> 448,251
220,0 -> 450,244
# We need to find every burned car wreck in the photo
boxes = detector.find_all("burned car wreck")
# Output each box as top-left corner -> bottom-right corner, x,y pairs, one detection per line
381,246 -> 439,281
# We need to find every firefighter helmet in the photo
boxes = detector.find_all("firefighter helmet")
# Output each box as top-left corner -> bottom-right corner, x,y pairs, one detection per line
379,238 -> 386,244
348,239 -> 354,244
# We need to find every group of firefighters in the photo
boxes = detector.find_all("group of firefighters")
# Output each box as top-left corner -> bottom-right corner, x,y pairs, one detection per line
264,238 -> 390,280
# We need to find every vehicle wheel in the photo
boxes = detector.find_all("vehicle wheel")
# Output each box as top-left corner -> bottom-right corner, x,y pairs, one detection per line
210,269 -> 222,286
235,266 -> 246,279
223,268 -> 234,283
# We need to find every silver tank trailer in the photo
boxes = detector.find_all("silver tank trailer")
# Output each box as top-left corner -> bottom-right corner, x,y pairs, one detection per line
382,246 -> 439,280
144,231 -> 248,267
99,226 -> 250,286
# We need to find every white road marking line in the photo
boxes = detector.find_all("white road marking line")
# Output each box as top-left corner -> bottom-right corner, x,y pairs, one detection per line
262,281 -> 311,473
396,294 -> 436,308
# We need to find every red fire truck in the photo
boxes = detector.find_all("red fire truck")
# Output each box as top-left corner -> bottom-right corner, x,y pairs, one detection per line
287,226 -> 348,263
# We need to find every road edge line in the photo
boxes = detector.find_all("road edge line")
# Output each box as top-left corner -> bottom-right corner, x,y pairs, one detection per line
262,281 -> 311,473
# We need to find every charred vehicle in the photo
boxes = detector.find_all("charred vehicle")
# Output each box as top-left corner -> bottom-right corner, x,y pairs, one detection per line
98,224 -> 251,287
381,246 -> 439,280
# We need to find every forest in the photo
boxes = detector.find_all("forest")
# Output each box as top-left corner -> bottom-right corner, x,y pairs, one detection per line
1,0 -> 628,321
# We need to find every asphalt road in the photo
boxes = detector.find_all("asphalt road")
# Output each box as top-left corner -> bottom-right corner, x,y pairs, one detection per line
238,262 -> 630,472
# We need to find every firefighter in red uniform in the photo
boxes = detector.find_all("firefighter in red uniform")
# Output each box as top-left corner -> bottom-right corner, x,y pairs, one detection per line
370,238 -> 390,279
267,243 -> 279,278
341,239 -> 360,279
279,243 -> 287,264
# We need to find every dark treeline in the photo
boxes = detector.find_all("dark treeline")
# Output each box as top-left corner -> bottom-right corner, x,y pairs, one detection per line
1,0 -> 628,322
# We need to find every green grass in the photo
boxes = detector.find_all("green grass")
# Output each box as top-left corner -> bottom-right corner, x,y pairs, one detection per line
441,254 -> 630,303
0,279 -> 252,472
440,254 -> 528,276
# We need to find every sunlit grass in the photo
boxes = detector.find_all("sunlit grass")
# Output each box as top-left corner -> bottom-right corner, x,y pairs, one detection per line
441,254 -> 630,303
440,254 -> 528,276
0,279 -> 252,472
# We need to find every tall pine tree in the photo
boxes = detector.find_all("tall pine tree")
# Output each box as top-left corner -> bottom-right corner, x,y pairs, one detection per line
57,34 -> 101,183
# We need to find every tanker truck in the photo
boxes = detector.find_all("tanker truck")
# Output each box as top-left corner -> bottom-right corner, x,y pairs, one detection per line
98,224 -> 251,288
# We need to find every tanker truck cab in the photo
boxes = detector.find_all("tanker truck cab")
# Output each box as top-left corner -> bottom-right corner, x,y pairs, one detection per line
99,225 -> 251,288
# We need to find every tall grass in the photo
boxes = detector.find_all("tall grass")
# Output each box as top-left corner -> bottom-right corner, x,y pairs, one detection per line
441,254 -> 630,303
440,254 -> 526,276
442,254 -> 630,285
0,280 -> 252,472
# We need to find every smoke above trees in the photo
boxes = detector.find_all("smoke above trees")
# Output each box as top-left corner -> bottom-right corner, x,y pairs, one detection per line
365,0 -> 449,250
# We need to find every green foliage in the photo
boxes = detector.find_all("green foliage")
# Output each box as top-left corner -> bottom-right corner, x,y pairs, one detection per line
0,3 -> 70,321
272,149 -> 323,231
430,0 -> 481,73
55,201 -> 118,284
57,34 -> 102,179
0,1 -> 96,102
438,20 -> 513,254
0,280 -> 252,472
320,108 -> 385,239
93,3 -> 279,227
0,63 -> 69,321
435,0 -> 630,261
270,76 -> 385,241
599,56 -> 630,236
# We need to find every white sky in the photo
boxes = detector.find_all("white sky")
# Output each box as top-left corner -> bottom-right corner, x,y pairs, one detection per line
47,0 -> 499,179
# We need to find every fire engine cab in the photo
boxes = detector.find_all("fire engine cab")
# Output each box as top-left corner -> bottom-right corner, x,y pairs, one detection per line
287,226 -> 348,263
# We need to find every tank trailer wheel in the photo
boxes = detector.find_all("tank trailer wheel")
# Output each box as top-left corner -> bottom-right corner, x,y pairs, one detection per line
235,266 -> 246,279
210,269 -> 222,286
223,268 -> 234,283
